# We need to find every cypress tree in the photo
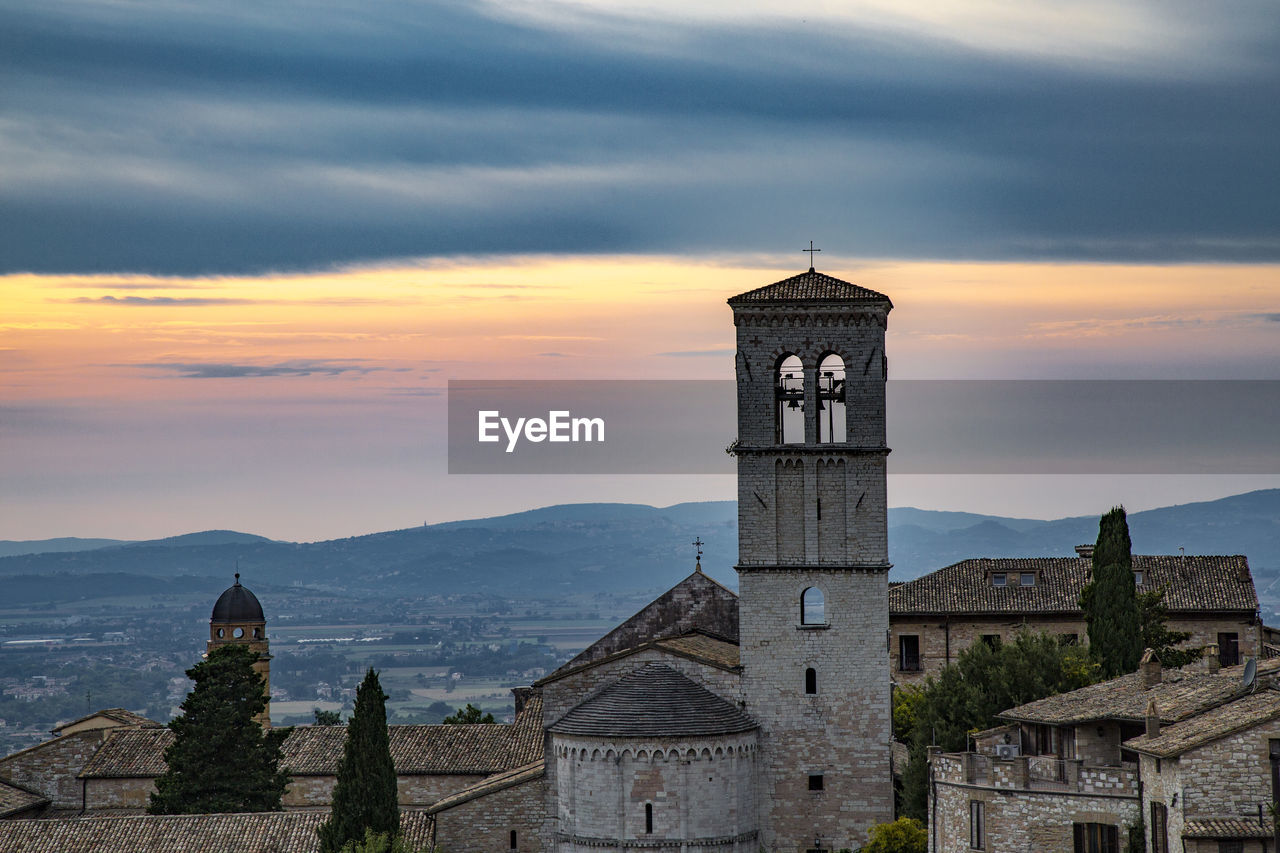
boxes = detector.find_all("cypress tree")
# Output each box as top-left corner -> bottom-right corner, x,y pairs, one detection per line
149,644 -> 291,814
318,669 -> 399,853
1079,506 -> 1143,678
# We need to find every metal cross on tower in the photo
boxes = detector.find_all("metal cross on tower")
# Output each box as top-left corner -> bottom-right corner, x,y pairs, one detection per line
803,241 -> 821,270
692,537 -> 704,572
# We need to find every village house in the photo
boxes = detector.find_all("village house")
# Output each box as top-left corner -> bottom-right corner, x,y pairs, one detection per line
928,650 -> 1280,853
890,548 -> 1265,683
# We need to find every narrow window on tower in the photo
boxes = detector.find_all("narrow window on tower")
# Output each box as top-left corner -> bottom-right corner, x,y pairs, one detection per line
509,830 -> 517,850
805,667 -> 817,694
645,802 -> 653,834
776,354 -> 805,444
817,353 -> 846,443
801,587 -> 826,625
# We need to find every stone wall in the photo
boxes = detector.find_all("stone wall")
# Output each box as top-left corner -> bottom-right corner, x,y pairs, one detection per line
84,776 -> 154,810
889,615 -> 1085,683
552,732 -> 757,852
0,730 -> 106,809
740,567 -> 892,852
930,753 -> 1139,853
397,774 -> 490,807
890,614 -> 1258,684
434,777 -> 546,853
1140,714 -> 1280,853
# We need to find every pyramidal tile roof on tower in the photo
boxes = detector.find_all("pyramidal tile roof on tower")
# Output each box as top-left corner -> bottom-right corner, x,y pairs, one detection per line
549,663 -> 757,738
727,268 -> 892,306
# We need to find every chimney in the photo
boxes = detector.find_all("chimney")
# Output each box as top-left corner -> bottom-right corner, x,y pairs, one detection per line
1145,698 -> 1160,739
1140,649 -> 1162,688
512,686 -> 533,715
1205,643 -> 1220,673
1075,544 -> 1094,560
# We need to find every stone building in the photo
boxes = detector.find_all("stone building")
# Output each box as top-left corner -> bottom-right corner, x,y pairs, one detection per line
928,651 -> 1280,853
890,550 -> 1262,683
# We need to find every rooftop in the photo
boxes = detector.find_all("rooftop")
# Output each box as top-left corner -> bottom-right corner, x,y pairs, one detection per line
426,759 -> 545,814
1127,686 -> 1280,758
211,574 -> 265,624
0,810 -> 431,853
548,570 -> 739,677
81,695 -> 543,779
1001,658 -> 1280,726
52,708 -> 160,734
0,778 -> 48,819
549,663 -> 756,739
890,555 -> 1257,617
727,269 -> 892,307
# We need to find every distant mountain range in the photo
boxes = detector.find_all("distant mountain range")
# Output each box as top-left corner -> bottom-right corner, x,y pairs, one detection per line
2,491 -> 1278,604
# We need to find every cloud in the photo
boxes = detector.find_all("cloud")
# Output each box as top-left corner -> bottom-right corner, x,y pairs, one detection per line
69,295 -> 255,306
0,0 -> 1277,273
1249,313 -> 1280,323
126,359 -> 383,378
535,351 -> 572,357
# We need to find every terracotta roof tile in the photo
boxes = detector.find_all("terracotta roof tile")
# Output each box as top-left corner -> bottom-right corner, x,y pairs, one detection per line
890,555 -> 1257,616
1182,818 -> 1271,839
0,810 -> 432,853
53,708 -> 160,733
0,779 -> 48,818
1001,658 -> 1280,726
552,572 -> 739,676
653,633 -> 741,669
1127,687 -> 1280,758
728,270 -> 892,306
427,760 -> 545,814
82,695 -> 544,779
549,663 -> 756,738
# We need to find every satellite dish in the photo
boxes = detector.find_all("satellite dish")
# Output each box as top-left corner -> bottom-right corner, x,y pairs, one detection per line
1242,657 -> 1257,690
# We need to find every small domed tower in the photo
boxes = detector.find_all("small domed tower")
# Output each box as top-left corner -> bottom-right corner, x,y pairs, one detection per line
208,573 -> 272,726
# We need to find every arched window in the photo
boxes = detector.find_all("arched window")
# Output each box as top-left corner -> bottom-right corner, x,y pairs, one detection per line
776,354 -> 804,444
805,667 -> 817,694
817,353 -> 846,443
801,587 -> 826,625
509,830 -> 517,850
645,802 -> 654,834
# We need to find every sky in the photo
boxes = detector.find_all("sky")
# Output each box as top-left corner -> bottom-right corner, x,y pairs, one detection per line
1,0 -> 1278,541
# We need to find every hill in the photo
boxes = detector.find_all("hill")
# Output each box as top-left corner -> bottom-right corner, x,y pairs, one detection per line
1,491 -> 1276,603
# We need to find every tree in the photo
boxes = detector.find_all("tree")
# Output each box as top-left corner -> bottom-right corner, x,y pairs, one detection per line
314,708 -> 343,725
1080,506 -> 1143,678
337,828 -> 430,853
149,644 -> 291,814
441,703 -> 494,724
862,817 -> 927,853
899,630 -> 1099,821
318,669 -> 399,853
1138,587 -> 1202,668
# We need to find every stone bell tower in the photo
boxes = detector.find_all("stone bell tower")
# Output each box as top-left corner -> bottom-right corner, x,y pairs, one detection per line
728,265 -> 893,851
208,573 -> 272,726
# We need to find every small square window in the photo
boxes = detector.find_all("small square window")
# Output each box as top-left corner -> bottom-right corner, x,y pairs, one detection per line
1134,571 -> 1144,585
808,774 -> 824,791
1020,572 -> 1035,587
992,573 -> 1007,587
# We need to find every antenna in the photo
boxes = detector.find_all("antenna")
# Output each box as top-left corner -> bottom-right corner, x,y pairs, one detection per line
1243,657 -> 1257,691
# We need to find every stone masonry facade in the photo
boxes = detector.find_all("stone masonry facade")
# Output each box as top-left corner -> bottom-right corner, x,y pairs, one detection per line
929,752 -> 1140,853
731,280 -> 894,851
